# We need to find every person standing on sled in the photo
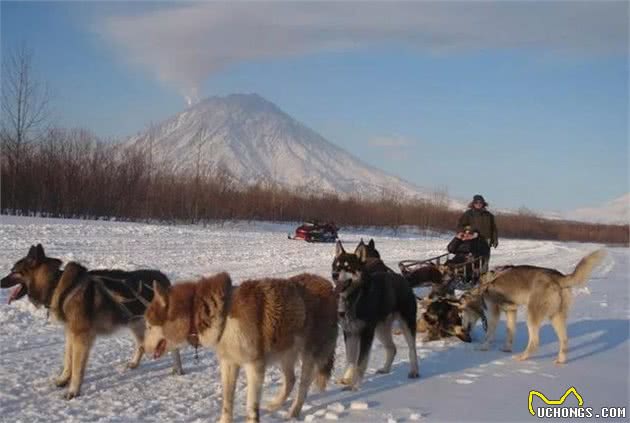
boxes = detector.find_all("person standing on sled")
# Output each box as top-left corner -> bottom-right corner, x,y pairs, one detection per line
457,194 -> 498,272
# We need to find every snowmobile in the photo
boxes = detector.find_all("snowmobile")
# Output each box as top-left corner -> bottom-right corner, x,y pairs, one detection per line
288,221 -> 339,243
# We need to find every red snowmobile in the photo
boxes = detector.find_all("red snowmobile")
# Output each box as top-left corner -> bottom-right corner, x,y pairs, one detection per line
288,221 -> 339,243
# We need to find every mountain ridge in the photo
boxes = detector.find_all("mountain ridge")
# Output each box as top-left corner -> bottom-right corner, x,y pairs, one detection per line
125,93 -> 455,204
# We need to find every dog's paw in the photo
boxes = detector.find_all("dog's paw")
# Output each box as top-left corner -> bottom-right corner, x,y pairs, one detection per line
341,384 -> 358,392
287,406 -> 301,419
408,370 -> 420,379
126,361 -> 140,370
554,358 -> 566,366
54,376 -> 70,388
336,377 -> 351,386
64,390 -> 79,400
376,367 -> 391,374
172,367 -> 185,376
500,346 -> 513,353
263,401 -> 283,412
513,353 -> 529,361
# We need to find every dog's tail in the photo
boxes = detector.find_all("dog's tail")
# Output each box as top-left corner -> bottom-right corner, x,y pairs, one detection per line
559,249 -> 606,288
314,350 -> 335,392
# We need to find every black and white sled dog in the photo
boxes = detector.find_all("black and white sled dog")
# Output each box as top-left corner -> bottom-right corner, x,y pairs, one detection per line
332,241 -> 419,391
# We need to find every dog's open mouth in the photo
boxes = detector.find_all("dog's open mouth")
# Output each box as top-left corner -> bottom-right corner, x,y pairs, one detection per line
154,339 -> 167,359
8,283 -> 27,304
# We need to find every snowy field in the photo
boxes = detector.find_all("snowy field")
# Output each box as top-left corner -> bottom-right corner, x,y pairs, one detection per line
0,216 -> 628,422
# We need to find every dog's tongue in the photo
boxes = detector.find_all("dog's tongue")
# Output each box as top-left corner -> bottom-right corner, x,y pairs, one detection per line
8,285 -> 23,304
154,339 -> 166,359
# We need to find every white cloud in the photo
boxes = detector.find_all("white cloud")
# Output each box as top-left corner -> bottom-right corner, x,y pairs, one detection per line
98,1 -> 628,103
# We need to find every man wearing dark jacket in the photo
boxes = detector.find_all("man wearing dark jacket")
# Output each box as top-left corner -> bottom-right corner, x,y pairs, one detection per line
457,194 -> 498,271
457,194 -> 498,249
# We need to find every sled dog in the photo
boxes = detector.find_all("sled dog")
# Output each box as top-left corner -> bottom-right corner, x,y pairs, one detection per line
0,244 -> 183,399
477,250 -> 606,363
144,272 -> 337,423
332,241 -> 419,391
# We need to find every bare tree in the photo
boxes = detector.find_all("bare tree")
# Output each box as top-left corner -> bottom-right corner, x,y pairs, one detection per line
1,44 -> 50,210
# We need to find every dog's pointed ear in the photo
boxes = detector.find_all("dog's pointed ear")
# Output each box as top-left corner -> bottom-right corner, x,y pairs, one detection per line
335,241 -> 345,257
27,245 -> 37,259
152,280 -> 169,308
356,243 -> 368,262
35,244 -> 46,261
368,239 -> 375,249
354,239 -> 365,255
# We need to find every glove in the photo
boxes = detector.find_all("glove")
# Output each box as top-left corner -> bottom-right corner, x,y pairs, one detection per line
492,241 -> 498,248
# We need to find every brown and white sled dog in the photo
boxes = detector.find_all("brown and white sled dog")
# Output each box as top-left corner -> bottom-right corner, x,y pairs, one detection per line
478,250 -> 606,364
332,241 -> 419,391
0,244 -> 183,399
144,272 -> 337,423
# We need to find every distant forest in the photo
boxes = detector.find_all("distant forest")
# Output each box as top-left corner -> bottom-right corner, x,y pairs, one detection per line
1,46 -> 627,245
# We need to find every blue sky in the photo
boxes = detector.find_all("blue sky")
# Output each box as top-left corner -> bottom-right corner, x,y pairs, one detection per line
2,1 -> 628,213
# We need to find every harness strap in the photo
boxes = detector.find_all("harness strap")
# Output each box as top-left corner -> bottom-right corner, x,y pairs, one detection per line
92,277 -> 138,321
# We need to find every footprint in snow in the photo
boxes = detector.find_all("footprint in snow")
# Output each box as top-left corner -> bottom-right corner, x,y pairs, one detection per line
327,403 -> 345,413
350,401 -> 369,411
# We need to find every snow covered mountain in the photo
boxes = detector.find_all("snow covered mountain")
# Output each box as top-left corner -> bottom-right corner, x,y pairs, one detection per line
125,94 -> 445,202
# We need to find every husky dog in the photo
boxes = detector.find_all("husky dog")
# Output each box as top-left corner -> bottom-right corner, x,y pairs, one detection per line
477,250 -> 606,364
0,244 -> 183,399
332,241 -> 419,391
143,272 -> 337,423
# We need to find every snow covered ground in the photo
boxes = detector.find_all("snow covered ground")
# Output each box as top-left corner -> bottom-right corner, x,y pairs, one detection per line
0,216 -> 628,422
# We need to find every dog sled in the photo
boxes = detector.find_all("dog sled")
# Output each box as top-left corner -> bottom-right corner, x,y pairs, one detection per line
288,221 -> 338,243
398,252 -> 487,291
